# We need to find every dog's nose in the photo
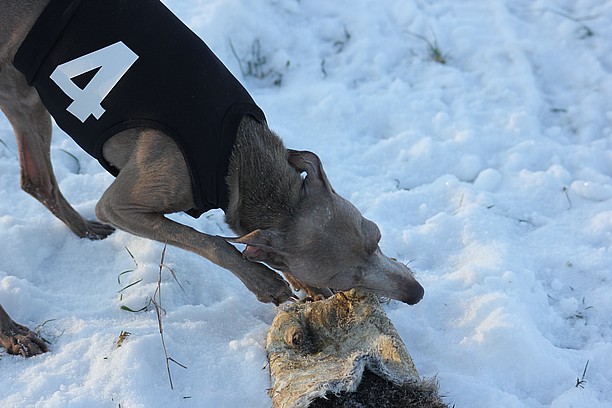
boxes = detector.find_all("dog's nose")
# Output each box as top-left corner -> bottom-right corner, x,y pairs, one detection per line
403,281 -> 424,305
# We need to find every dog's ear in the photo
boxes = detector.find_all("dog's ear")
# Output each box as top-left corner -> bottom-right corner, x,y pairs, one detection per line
287,150 -> 334,194
229,229 -> 288,269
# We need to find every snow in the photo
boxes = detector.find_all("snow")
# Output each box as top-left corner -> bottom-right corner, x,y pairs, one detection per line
1,0 -> 611,406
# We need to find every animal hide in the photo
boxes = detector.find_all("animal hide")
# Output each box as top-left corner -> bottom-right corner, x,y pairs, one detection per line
267,289 -> 447,408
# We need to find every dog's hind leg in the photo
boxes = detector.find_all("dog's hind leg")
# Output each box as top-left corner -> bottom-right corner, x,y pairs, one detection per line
0,70 -> 114,239
0,304 -> 48,357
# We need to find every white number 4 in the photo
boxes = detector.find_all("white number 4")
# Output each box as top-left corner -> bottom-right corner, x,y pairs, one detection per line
50,41 -> 139,123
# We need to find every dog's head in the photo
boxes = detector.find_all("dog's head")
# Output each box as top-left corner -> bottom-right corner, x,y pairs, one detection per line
232,150 -> 424,305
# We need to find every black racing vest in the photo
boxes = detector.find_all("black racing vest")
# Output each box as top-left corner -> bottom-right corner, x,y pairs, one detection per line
14,0 -> 265,216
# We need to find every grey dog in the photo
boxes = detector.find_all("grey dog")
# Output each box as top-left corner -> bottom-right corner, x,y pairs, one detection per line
0,0 -> 423,357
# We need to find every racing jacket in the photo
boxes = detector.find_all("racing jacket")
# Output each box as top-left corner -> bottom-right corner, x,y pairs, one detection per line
14,0 -> 266,215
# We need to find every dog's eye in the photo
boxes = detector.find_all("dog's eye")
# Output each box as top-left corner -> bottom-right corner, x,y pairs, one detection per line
300,178 -> 309,196
362,219 -> 381,254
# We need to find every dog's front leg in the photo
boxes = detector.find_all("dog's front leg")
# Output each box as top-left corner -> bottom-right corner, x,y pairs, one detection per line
100,207 -> 293,305
95,167 -> 293,305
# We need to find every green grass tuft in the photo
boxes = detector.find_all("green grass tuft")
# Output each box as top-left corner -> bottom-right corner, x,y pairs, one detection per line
408,30 -> 449,65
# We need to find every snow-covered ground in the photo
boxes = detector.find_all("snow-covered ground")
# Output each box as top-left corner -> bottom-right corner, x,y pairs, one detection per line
2,0 -> 611,406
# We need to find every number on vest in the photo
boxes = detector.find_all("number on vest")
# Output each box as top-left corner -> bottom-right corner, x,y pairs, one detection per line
50,41 -> 139,122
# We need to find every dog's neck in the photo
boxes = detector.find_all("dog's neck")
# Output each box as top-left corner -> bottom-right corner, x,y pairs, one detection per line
225,116 -> 302,235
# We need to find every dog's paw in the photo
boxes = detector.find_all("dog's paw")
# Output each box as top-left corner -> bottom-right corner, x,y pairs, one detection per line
242,263 -> 296,305
83,220 -> 115,240
1,324 -> 49,357
254,278 -> 296,306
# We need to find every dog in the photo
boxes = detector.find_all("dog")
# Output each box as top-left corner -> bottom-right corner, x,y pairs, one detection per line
0,0 -> 424,357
